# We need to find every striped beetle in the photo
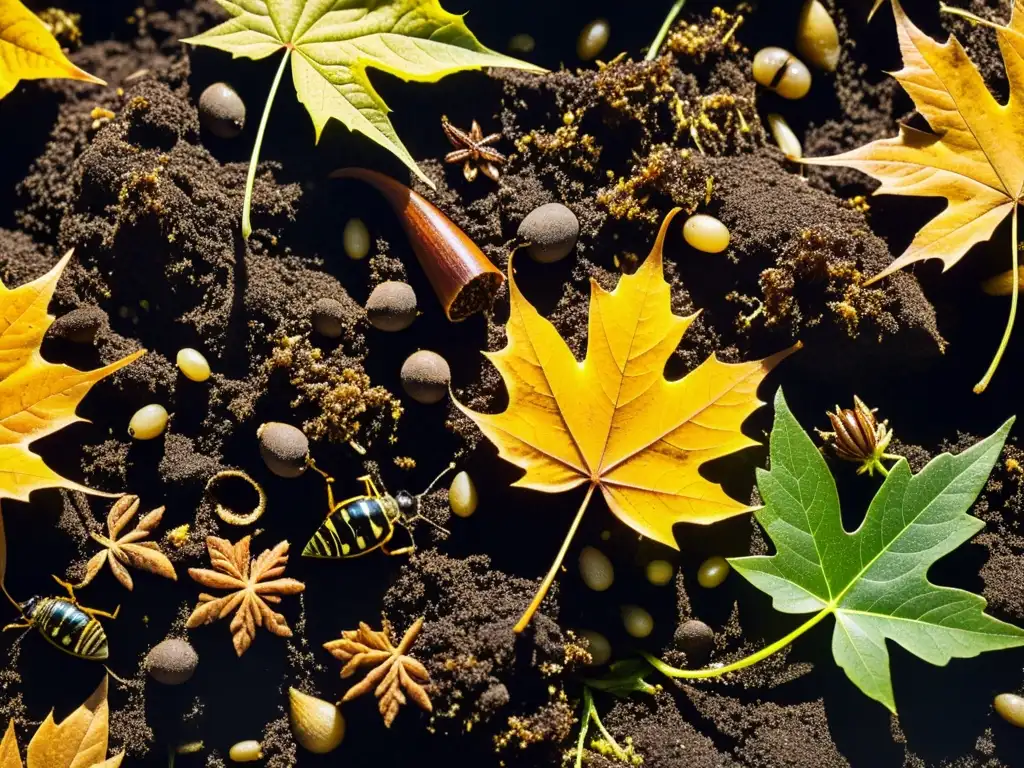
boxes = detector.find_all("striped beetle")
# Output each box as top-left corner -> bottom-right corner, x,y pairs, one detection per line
302,460 -> 454,559
2,575 -> 118,661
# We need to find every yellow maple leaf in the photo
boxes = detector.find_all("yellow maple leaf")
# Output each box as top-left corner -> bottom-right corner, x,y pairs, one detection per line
805,0 -> 1024,393
0,676 -> 123,768
0,251 -> 144,502
455,209 -> 796,631
0,0 -> 105,100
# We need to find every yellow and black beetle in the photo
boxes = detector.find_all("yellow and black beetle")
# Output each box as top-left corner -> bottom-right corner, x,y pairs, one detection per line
302,461 -> 453,559
2,575 -> 118,661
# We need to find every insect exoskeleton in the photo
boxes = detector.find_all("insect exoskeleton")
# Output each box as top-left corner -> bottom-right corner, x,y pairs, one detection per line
20,595 -> 109,660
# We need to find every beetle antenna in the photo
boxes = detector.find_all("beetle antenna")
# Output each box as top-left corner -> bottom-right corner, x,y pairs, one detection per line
0,580 -> 20,614
417,462 -> 456,498
104,665 -> 130,685
408,513 -> 450,537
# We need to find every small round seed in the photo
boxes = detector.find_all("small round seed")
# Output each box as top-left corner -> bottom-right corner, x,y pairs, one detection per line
683,214 -> 730,254
229,741 -> 263,763
49,306 -> 105,343
621,604 -> 654,638
449,471 -> 478,518
366,281 -> 417,332
645,559 -> 674,586
752,47 -> 811,100
995,693 -> 1024,727
796,0 -> 841,72
312,297 -> 347,338
145,637 -> 199,685
518,203 -> 580,264
509,33 -> 536,54
129,404 -> 168,440
258,422 -> 309,478
675,619 -> 714,663
577,19 -> 610,61
579,546 -> 614,591
579,629 -> 611,666
766,113 -> 802,160
289,688 -> 346,754
698,556 -> 730,588
176,348 -> 211,382
343,218 -> 370,260
400,350 -> 451,404
199,83 -> 245,139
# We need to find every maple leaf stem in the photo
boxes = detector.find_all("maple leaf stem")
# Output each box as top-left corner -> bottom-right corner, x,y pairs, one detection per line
937,3 -> 1002,30
975,204 -> 1019,393
642,606 -> 833,679
646,0 -> 687,61
514,484 -> 596,634
242,48 -> 292,240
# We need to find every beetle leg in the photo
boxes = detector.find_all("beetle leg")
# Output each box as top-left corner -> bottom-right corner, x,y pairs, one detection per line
2,622 -> 30,631
382,523 -> 416,556
50,575 -> 78,603
357,474 -> 382,499
81,604 -> 120,621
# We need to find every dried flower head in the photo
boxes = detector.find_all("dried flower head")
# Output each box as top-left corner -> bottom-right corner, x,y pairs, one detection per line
323,617 -> 431,727
78,495 -> 176,591
819,396 -> 898,476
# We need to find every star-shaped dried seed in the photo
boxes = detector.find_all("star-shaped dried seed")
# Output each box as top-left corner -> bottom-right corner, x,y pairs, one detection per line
77,495 -> 176,591
324,617 -> 431,727
442,117 -> 505,182
186,535 -> 305,657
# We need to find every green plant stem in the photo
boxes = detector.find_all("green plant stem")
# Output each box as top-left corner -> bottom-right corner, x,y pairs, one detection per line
643,607 -> 832,679
514,484 -> 595,633
242,48 -> 292,240
938,2 -> 1003,29
975,204 -> 1019,393
574,688 -> 629,768
646,0 -> 687,61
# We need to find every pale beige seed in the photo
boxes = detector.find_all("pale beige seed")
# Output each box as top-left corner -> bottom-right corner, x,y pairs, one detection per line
228,741 -> 263,762
646,559 -> 674,586
579,629 -> 611,666
796,0 -> 840,72
683,214 -> 731,253
766,113 -> 802,160
621,605 -> 654,638
579,546 -> 614,591
289,688 -> 346,754
343,218 -> 370,260
176,348 -> 211,382
449,471 -> 478,518
752,47 -> 811,99
577,19 -> 610,61
129,404 -> 168,440
995,693 -> 1024,727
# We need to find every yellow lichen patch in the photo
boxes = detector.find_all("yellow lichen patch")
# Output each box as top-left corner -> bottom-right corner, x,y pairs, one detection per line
38,7 -> 83,47
594,55 -> 677,125
269,336 -> 402,448
597,145 -> 706,224
515,117 -> 602,174
393,456 -> 416,470
844,195 -> 870,214
166,524 -> 190,549
666,7 -> 745,62
493,697 -> 574,753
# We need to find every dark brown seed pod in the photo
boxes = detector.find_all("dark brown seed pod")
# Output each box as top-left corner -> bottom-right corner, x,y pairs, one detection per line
328,168 -> 504,321
820,396 -> 896,476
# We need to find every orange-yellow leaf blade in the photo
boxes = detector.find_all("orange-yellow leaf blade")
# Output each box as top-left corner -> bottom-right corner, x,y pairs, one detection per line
0,251 -> 144,502
0,720 -> 22,768
0,0 -> 105,100
26,677 -> 117,768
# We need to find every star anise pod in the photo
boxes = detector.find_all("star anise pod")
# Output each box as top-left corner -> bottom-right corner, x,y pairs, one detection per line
442,117 -> 505,183
186,535 -> 305,656
77,495 -> 176,591
819,395 -> 899,476
324,617 -> 431,727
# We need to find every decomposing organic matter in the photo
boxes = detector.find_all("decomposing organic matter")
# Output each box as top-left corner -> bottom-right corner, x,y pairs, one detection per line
77,495 -> 177,591
323,617 -> 432,728
456,210 -> 797,631
182,0 -> 543,237
819,395 -> 898,476
185,535 -> 305,656
442,117 -> 506,183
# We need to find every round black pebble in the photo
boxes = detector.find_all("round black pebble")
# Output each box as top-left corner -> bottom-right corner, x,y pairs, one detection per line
312,297 -> 346,338
400,350 -> 451,404
517,202 -> 579,263
198,82 -> 246,139
366,281 -> 417,332
674,619 -> 714,663
258,422 -> 309,478
145,637 -> 198,685
49,306 -> 106,343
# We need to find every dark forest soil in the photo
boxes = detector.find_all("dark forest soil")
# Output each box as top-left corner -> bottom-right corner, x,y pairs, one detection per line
1,0 -> 1024,766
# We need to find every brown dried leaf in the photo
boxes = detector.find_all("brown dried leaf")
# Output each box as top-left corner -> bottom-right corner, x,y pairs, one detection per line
186,535 -> 305,657
324,617 -> 431,727
77,496 -> 176,591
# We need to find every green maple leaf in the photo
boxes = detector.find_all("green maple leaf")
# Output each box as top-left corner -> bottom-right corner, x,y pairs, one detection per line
183,0 -> 544,237
730,390 -> 1022,712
